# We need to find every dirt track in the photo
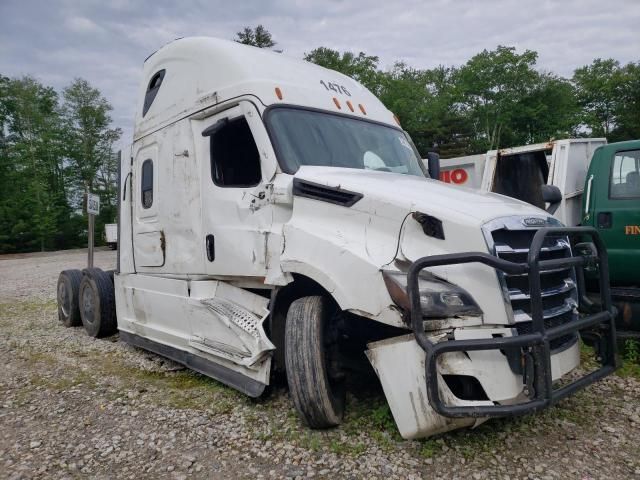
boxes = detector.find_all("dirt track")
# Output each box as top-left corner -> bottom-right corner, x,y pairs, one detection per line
1,249 -> 639,479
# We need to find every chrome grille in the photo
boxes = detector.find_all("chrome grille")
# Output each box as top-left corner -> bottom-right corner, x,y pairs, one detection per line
489,224 -> 579,351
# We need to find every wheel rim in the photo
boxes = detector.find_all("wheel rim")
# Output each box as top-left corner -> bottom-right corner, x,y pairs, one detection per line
58,281 -> 69,317
81,285 -> 96,325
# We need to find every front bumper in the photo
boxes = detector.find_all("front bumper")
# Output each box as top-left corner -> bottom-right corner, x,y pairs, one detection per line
367,327 -> 582,439
406,226 -> 617,419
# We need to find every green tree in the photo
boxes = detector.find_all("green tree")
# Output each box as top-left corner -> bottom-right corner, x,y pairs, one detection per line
378,64 -> 475,156
0,76 -> 68,251
572,58 -> 625,137
0,75 -> 121,253
304,48 -> 473,156
94,146 -> 120,227
513,73 -> 579,144
610,61 -> 640,141
61,78 -> 121,210
234,25 -> 276,48
60,78 -> 121,246
455,46 -> 542,150
304,48 -> 381,93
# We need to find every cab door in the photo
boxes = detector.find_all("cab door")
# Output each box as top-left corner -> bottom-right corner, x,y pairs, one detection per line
194,101 -> 277,277
132,142 -> 165,268
593,148 -> 640,284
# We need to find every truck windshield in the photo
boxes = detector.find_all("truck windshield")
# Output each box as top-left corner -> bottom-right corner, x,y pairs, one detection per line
266,107 -> 426,177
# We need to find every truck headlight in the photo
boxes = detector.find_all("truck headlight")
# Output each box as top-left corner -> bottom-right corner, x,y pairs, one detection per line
382,270 -> 482,318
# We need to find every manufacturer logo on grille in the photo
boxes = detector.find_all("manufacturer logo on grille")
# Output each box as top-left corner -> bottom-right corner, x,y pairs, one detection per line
522,217 -> 546,227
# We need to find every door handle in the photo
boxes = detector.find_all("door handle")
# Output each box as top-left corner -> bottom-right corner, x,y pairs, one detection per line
597,212 -> 612,229
206,234 -> 215,262
584,174 -> 594,215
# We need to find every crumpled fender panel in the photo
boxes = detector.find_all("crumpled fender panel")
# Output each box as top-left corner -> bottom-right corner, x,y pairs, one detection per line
280,194 -> 405,328
366,334 -> 488,439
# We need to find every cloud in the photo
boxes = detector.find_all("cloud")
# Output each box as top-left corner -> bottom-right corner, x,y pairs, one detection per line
64,16 -> 103,34
1,0 -> 639,149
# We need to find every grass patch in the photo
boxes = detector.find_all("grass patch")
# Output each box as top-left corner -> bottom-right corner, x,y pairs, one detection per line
618,339 -> 640,379
444,423 -> 504,459
0,299 -> 57,328
342,396 -> 399,436
88,354 -> 243,413
329,439 -> 367,456
28,369 -> 98,391
246,393 -> 399,457
583,337 -> 640,379
419,438 -> 443,458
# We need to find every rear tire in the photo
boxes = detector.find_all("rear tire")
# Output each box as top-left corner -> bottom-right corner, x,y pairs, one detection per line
57,269 -> 83,327
285,296 -> 345,428
79,268 -> 117,338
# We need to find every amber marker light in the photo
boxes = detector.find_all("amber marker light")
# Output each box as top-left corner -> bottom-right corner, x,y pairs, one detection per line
275,87 -> 283,100
359,103 -> 367,115
333,97 -> 341,109
394,114 -> 401,126
346,100 -> 354,112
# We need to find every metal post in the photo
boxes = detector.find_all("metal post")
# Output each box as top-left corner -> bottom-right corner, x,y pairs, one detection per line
88,213 -> 94,268
86,190 -> 100,269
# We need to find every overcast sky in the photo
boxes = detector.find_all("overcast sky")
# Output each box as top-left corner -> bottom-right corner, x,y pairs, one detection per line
1,0 -> 639,148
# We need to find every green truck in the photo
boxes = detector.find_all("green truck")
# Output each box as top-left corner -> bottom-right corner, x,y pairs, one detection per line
581,140 -> 640,337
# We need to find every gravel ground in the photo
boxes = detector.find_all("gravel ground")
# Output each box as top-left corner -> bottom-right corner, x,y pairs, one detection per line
0,249 -> 639,479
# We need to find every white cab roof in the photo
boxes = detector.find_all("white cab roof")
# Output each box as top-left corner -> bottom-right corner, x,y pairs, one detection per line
134,37 -> 396,140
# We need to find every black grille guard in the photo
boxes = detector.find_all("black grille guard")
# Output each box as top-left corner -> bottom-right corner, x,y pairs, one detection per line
407,227 -> 617,418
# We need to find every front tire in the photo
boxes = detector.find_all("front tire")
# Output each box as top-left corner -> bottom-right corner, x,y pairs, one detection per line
285,296 -> 345,428
79,268 -> 117,338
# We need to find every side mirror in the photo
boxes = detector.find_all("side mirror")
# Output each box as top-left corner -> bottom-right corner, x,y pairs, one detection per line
541,184 -> 562,214
426,152 -> 440,181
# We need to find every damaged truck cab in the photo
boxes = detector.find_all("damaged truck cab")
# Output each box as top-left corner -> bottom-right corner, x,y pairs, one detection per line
59,37 -> 617,439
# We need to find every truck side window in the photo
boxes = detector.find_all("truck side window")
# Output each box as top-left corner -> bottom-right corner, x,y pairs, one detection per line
610,150 -> 640,199
142,69 -> 165,117
141,159 -> 153,208
209,117 -> 261,187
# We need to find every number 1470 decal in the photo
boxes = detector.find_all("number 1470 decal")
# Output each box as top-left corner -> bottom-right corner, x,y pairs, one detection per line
320,80 -> 351,96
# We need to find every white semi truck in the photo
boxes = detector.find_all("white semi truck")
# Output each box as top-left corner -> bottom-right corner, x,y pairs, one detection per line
56,37 -> 617,440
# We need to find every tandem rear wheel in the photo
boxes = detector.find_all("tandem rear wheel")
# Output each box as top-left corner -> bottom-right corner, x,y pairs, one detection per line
56,269 -> 84,327
56,267 -> 117,338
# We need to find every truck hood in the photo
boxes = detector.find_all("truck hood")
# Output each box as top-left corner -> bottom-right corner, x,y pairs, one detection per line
294,166 -> 545,226
283,167 -> 553,327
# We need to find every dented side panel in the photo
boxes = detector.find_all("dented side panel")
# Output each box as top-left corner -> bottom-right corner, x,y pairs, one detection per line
132,120 -> 203,274
115,273 -> 273,385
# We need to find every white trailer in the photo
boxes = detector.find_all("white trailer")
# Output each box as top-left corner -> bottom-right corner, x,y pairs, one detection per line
55,37 -> 616,440
104,223 -> 117,249
439,153 -> 486,189
437,139 -> 606,226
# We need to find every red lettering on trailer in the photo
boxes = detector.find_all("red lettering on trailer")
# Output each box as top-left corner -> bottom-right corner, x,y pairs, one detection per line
440,168 -> 468,184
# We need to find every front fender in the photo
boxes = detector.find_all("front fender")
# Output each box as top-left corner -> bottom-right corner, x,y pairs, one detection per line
280,198 -> 405,328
